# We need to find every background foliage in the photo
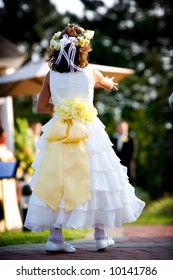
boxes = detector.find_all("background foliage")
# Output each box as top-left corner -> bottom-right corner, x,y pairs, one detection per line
14,118 -> 35,176
0,0 -> 173,199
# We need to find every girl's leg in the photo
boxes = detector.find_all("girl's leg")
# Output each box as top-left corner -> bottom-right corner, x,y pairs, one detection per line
48,228 -> 64,244
46,228 -> 76,252
94,224 -> 106,240
94,223 -> 115,251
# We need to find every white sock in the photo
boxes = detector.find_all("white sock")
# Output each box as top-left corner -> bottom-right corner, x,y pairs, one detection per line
48,228 -> 64,244
94,225 -> 105,241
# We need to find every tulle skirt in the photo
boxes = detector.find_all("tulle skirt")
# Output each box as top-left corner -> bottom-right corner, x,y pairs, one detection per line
24,116 -> 145,232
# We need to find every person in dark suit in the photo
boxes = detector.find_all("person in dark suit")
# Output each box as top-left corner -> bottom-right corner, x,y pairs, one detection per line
111,121 -> 135,184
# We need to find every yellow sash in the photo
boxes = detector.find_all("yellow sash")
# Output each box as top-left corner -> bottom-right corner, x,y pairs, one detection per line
35,119 -> 91,212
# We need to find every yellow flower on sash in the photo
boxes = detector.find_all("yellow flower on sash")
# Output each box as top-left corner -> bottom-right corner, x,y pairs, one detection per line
86,104 -> 98,122
54,98 -> 97,122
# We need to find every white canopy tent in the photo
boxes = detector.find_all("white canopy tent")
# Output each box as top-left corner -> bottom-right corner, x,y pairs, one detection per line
0,35 -> 27,75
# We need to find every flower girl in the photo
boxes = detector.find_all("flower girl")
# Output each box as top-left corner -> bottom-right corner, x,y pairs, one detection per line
25,23 -> 145,253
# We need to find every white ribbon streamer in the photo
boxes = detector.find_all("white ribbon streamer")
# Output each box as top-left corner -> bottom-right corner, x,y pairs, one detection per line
55,34 -> 83,72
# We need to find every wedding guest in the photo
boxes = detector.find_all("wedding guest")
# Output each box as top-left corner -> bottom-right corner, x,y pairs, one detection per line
111,121 -> 135,184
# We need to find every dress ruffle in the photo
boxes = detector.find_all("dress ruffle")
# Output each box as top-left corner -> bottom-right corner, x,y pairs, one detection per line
25,116 -> 145,232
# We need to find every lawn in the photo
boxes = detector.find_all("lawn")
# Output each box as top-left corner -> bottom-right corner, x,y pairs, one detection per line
0,229 -> 89,247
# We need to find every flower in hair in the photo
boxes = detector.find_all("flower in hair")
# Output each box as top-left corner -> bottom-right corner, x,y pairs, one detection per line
49,28 -> 94,52
83,30 -> 95,40
50,31 -> 61,51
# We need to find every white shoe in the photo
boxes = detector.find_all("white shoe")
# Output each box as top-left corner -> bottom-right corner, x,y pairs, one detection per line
96,237 -> 115,251
45,240 -> 76,253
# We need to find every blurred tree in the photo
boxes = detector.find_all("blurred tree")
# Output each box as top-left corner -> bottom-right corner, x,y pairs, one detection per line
0,0 -> 64,57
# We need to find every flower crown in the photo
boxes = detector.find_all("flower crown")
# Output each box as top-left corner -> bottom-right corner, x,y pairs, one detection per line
50,28 -> 95,52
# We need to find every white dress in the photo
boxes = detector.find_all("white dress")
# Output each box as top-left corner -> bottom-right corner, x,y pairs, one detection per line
24,65 -> 145,232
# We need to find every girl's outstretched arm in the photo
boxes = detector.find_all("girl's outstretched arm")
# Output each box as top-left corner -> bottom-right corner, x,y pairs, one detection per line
94,70 -> 118,91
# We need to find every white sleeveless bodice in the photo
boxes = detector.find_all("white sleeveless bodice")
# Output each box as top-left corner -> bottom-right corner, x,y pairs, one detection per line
49,66 -> 94,105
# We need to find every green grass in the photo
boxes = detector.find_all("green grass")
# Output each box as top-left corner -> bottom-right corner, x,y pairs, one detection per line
131,195 -> 173,225
0,229 -> 89,247
132,215 -> 173,225
0,195 -> 172,247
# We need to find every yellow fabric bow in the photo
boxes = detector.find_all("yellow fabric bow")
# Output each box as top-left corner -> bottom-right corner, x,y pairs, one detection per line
35,119 -> 91,212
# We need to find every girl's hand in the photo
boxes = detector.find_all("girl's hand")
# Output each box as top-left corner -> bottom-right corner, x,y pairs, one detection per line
105,76 -> 118,91
113,82 -> 118,90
